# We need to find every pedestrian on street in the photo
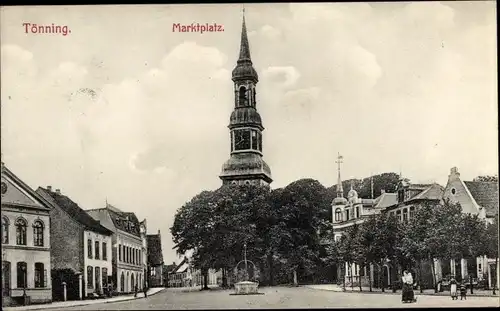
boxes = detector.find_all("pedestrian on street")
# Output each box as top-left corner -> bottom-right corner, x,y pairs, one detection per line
134,284 -> 138,298
450,278 -> 458,300
143,285 -> 148,298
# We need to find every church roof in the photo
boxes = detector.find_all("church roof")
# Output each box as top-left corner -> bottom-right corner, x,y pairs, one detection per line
464,181 -> 499,217
147,234 -> 164,266
220,153 -> 272,183
37,187 -> 113,235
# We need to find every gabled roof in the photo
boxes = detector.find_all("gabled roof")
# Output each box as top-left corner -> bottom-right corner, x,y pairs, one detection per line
463,181 -> 499,217
408,183 -> 444,201
106,205 -> 141,237
373,192 -> 398,209
1,165 -> 51,211
172,257 -> 188,273
147,234 -> 164,266
37,187 -> 113,235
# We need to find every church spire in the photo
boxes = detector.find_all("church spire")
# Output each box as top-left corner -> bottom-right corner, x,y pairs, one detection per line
335,153 -> 344,198
239,6 -> 251,61
232,9 -> 258,83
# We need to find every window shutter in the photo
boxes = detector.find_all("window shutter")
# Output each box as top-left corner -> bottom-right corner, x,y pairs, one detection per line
44,269 -> 47,287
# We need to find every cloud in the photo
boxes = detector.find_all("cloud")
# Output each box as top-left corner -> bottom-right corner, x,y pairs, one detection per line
260,25 -> 281,39
261,66 -> 301,88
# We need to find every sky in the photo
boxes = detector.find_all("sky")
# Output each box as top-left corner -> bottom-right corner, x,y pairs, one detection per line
1,2 -> 497,265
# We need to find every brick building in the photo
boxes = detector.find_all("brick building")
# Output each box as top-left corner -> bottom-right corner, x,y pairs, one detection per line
1,164 -> 52,307
36,187 -> 113,300
443,167 -> 499,289
147,231 -> 164,287
86,204 -> 145,293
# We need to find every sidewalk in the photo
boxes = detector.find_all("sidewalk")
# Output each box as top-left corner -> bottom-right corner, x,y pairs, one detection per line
3,287 -> 165,311
305,284 -> 500,298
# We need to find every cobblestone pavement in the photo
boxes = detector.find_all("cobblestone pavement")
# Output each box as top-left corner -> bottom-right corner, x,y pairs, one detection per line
36,286 -> 499,310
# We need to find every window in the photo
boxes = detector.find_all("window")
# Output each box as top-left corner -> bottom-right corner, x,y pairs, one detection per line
355,206 -> 360,218
238,86 -> 247,107
230,131 -> 234,152
119,245 -> 122,262
398,190 -> 405,203
151,269 -> 156,276
88,239 -> 92,259
257,132 -> 262,152
251,130 -> 258,150
15,218 -> 27,245
252,88 -> 256,107
396,210 -> 402,221
2,217 -> 9,244
345,209 -> 350,221
403,208 -> 408,222
17,262 -> 27,288
2,261 -> 11,297
103,242 -> 107,260
120,272 -> 124,292
139,250 -> 142,264
33,220 -> 44,246
335,208 -> 342,222
410,206 -> 415,219
451,188 -> 456,195
34,263 -> 45,288
87,266 -> 93,288
102,268 -> 108,287
95,267 -> 100,291
95,241 -> 100,260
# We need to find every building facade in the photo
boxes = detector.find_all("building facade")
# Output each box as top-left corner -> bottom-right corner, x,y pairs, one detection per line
1,165 -> 52,307
330,154 -> 398,287
37,187 -> 113,301
86,204 -> 145,293
140,220 -> 148,288
219,14 -> 273,187
147,231 -> 164,287
443,167 -> 499,289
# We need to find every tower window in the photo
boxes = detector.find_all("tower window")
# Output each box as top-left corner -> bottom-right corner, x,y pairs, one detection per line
251,130 -> 258,150
257,132 -> 262,152
239,86 -> 247,107
335,208 -> 342,222
252,88 -> 256,107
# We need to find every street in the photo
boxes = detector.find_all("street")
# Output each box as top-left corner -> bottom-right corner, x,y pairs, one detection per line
39,287 -> 499,310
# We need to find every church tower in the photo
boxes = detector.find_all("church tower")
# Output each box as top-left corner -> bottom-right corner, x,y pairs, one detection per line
219,12 -> 273,187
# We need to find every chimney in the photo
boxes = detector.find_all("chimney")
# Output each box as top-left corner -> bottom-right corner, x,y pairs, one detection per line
55,189 -> 61,194
158,229 -> 160,235
47,186 -> 52,192
449,167 -> 460,180
381,189 -> 385,194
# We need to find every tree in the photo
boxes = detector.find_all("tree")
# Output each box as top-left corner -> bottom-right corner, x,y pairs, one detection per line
276,178 -> 330,286
484,215 -> 499,294
358,216 -> 385,292
473,175 -> 499,182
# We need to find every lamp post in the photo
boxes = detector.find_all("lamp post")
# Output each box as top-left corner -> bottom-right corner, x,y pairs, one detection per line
243,242 -> 248,281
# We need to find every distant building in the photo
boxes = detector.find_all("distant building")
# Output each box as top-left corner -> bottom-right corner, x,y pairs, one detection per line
163,262 -> 177,287
86,204 -> 145,293
147,231 -> 164,287
168,258 -> 189,288
443,167 -> 499,289
1,164 -> 52,307
139,220 -> 148,288
330,154 -> 398,287
36,187 -> 113,300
